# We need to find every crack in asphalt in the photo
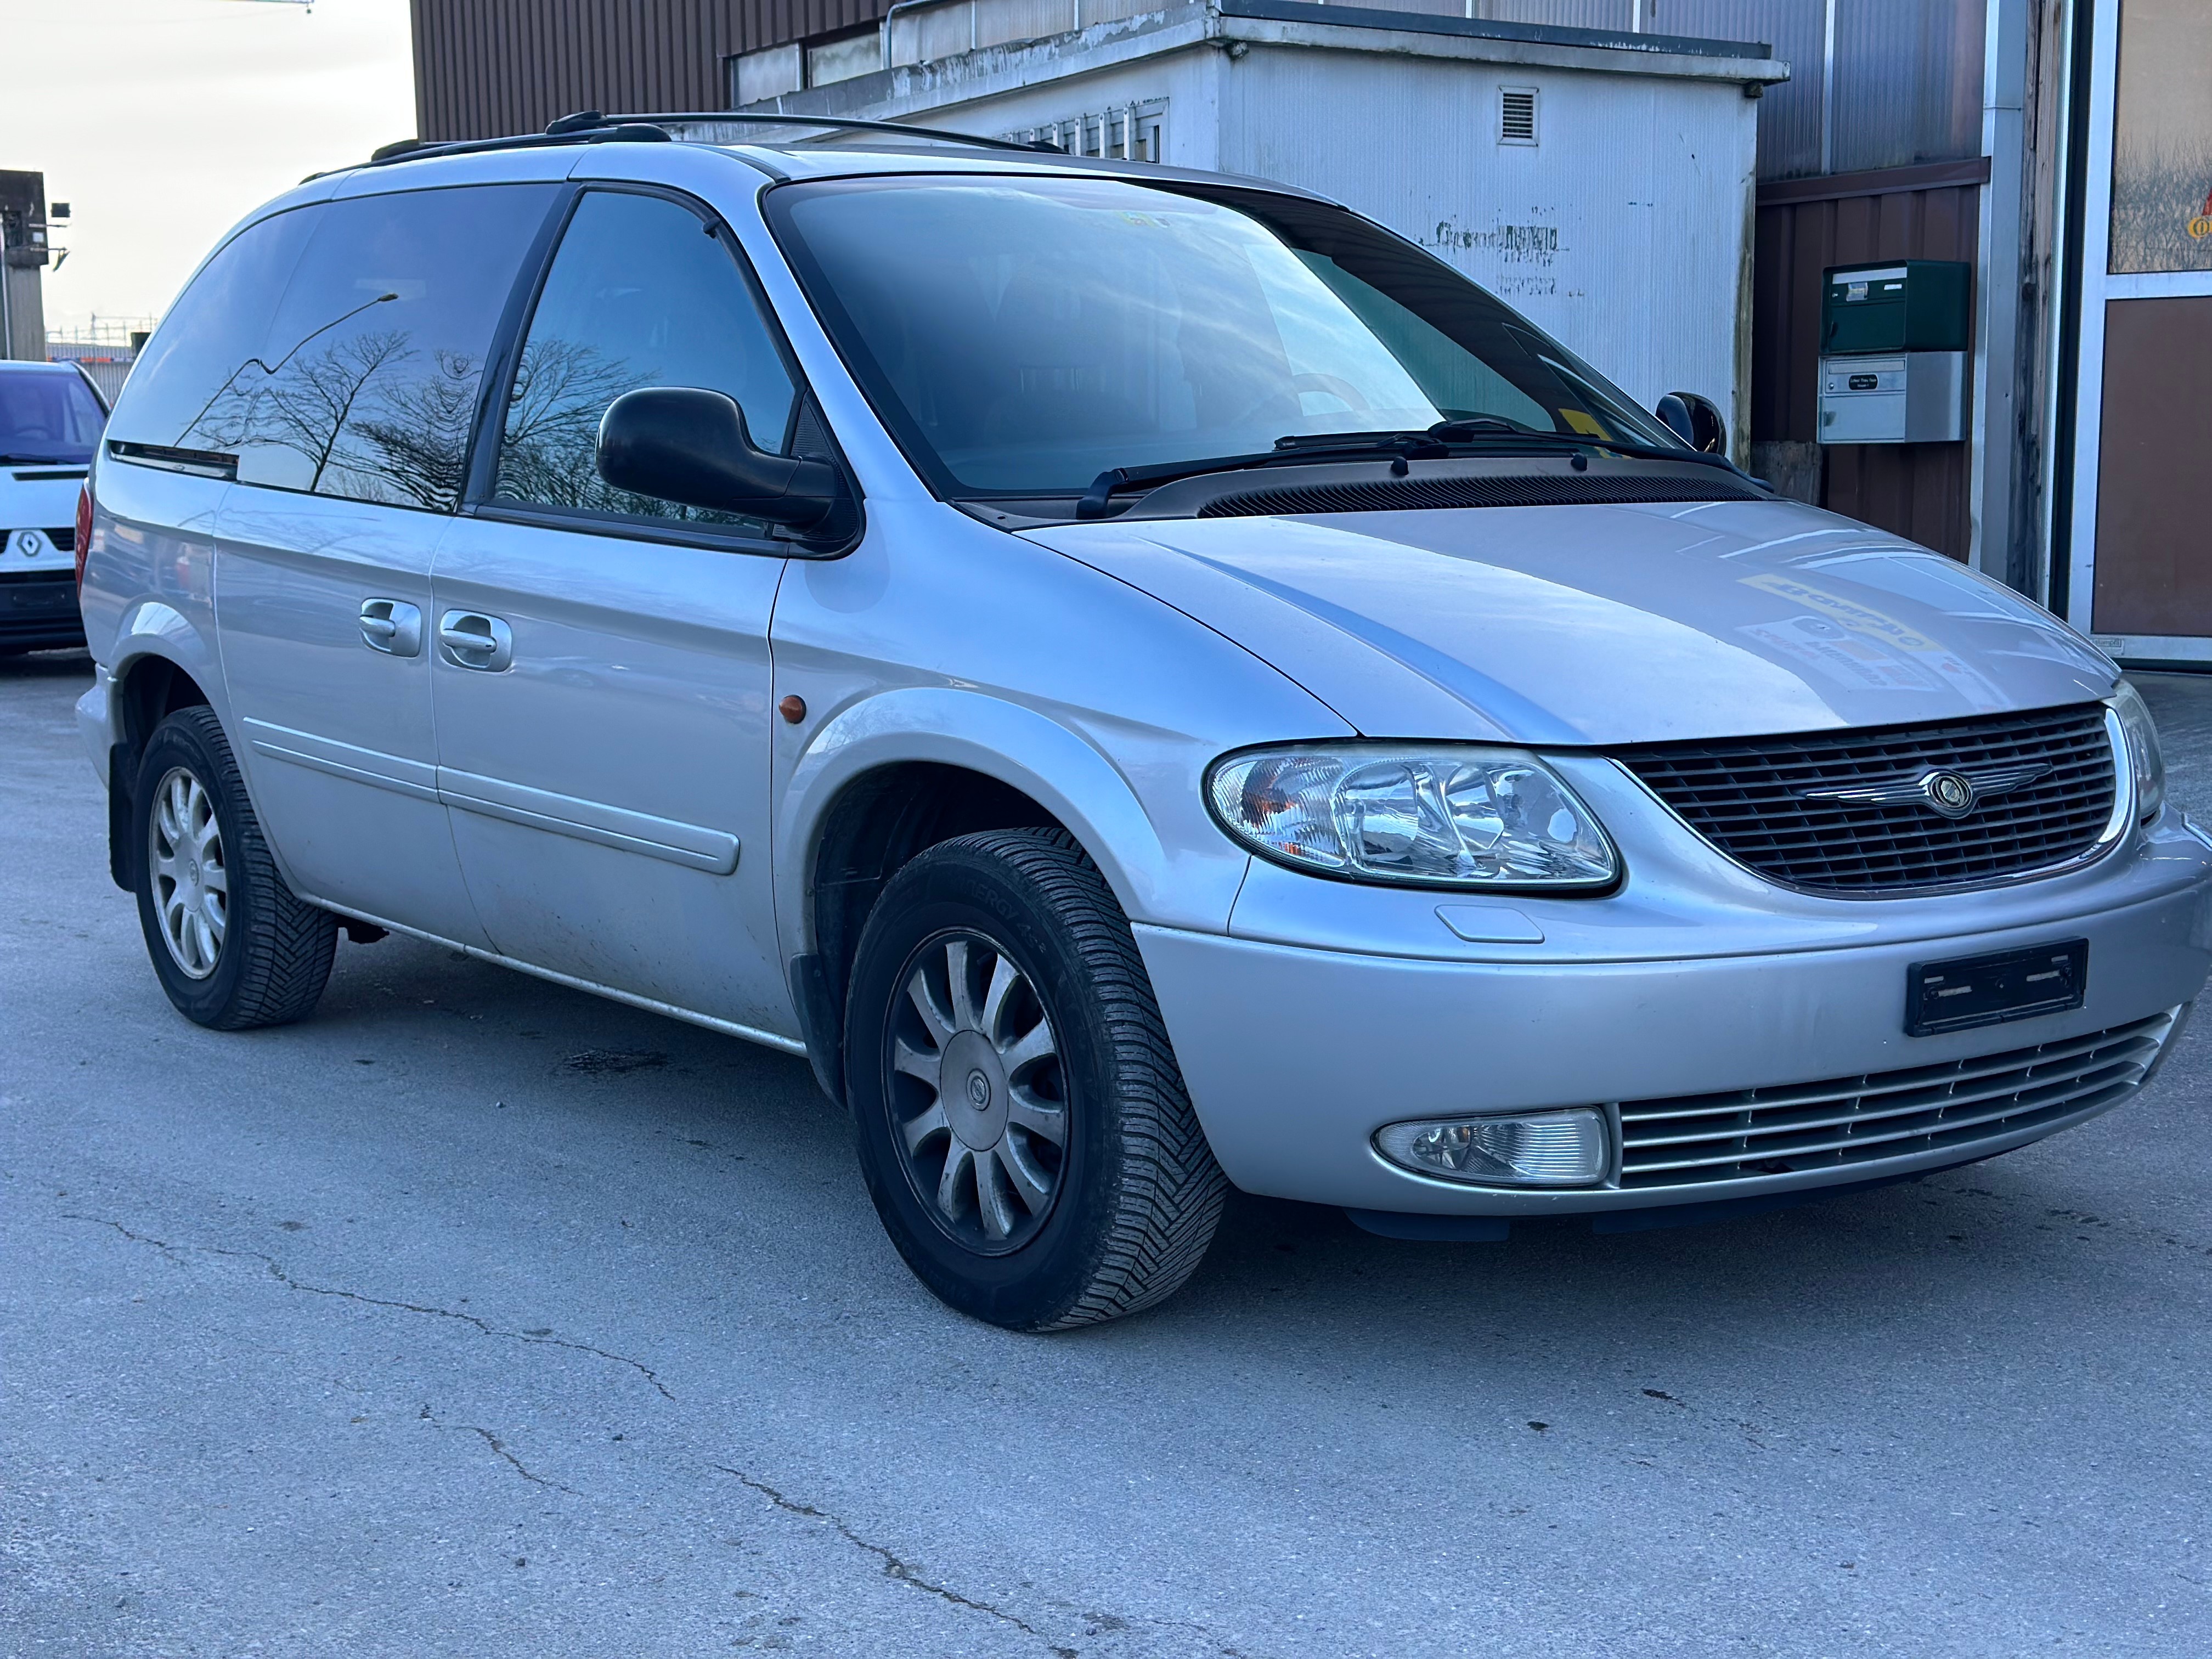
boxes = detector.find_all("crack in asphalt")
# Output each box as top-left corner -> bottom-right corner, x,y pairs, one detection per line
63,1213 -> 676,1401
712,1465 -> 1267,1658
435,1419 -> 577,1495
67,1210 -> 1262,1655
712,1464 -> 1077,1655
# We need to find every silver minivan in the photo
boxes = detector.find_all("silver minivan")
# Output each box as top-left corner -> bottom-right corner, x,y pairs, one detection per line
73,117 -> 2212,1328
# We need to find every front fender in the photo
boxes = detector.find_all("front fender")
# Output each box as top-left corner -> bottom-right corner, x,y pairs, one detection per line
774,686 -> 1246,968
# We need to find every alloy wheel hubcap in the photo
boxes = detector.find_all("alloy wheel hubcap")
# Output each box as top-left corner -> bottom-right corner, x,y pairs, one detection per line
149,766 -> 227,980
888,932 -> 1067,1252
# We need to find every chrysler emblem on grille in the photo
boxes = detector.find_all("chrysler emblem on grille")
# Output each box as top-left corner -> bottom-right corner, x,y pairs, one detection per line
1923,770 -> 1977,817
1801,760 -> 2052,818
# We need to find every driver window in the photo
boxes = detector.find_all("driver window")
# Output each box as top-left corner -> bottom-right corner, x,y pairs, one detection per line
494,190 -> 798,526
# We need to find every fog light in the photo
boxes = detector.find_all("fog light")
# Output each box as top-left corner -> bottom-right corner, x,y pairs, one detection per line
1374,1109 -> 1607,1187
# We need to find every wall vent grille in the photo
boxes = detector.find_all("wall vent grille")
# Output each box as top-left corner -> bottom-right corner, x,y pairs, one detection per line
1500,87 -> 1538,145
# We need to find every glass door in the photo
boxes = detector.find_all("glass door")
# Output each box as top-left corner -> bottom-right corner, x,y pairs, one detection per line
2068,0 -> 2212,662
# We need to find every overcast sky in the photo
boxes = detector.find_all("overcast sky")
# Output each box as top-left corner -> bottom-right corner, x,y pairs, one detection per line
0,0 -> 415,338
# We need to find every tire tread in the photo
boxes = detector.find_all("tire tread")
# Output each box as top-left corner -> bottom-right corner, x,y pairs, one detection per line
154,708 -> 336,1029
938,828 -> 1227,1329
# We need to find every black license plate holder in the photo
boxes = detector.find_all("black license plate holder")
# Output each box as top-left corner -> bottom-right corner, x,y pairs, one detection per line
1906,939 -> 2088,1037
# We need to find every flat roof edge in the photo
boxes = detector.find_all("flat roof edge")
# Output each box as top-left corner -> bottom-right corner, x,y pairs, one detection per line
1216,0 -> 1773,62
741,1 -> 1788,127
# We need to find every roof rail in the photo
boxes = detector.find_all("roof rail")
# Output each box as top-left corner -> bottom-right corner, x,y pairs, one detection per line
605,111 -> 1059,154
360,109 -> 1062,173
362,117 -> 673,168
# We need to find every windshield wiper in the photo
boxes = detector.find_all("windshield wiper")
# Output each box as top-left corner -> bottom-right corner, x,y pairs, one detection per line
1278,420 -> 1746,473
1071,420 -> 1742,518
0,453 -> 82,466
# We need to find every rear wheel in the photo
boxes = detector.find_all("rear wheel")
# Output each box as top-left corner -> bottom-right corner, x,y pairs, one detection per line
133,707 -> 337,1029
846,829 -> 1227,1329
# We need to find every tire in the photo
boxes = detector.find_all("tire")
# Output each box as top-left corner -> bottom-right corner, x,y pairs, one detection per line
133,706 -> 337,1030
846,828 -> 1228,1330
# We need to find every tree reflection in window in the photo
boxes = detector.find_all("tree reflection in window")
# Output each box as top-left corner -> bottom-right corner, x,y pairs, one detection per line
490,189 -> 798,531
193,328 -> 481,511
494,337 -> 748,525
177,184 -> 559,512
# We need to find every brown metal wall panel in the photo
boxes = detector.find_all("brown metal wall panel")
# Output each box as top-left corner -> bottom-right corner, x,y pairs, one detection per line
1750,171 -> 1980,561
410,2 -> 912,140
2089,296 -> 2212,637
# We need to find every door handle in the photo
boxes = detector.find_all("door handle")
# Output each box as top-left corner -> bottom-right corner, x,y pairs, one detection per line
360,597 -> 422,657
438,610 -> 514,672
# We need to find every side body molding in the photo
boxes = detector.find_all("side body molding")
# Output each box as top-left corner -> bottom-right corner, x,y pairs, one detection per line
436,768 -> 740,874
244,719 -> 741,875
774,687 -> 1207,968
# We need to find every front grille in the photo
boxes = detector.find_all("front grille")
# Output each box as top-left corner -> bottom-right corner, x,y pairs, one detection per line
43,526 -> 76,554
1616,1010 -> 2177,1188
1617,704 -> 2117,894
1193,471 -> 1767,518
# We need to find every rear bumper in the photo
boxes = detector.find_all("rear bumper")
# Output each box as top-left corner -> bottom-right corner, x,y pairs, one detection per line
76,665 -> 115,782
0,571 -> 84,650
1136,830 -> 2212,1215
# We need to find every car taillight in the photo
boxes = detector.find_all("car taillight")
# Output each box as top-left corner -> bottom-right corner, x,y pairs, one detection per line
74,482 -> 93,590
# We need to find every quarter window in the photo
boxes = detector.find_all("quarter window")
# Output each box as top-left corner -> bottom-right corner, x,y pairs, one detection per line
155,185 -> 558,509
493,190 -> 799,529
105,208 -> 318,460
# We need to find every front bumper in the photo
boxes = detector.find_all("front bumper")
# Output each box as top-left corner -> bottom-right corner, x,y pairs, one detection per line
1136,816 -> 2212,1215
0,569 -> 85,651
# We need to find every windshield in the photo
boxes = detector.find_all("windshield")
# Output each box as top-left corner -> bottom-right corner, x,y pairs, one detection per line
771,174 -> 1681,497
0,368 -> 106,464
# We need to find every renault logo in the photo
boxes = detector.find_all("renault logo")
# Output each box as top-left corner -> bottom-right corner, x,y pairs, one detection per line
1922,770 -> 1978,819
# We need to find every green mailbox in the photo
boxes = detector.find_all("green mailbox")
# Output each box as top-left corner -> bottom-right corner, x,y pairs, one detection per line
1821,261 -> 1972,355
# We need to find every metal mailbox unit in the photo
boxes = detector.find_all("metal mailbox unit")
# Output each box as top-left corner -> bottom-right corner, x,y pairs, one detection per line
1817,259 -> 1971,446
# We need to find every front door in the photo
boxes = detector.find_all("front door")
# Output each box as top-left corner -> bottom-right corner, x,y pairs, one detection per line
430,187 -> 806,1036
211,181 -> 560,941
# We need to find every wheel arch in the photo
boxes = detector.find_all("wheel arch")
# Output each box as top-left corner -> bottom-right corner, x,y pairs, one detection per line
103,637 -> 221,893
114,648 -> 215,754
776,689 -> 1182,1103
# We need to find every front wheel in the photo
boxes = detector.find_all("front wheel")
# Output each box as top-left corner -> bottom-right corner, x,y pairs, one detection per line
845,830 -> 1227,1330
133,706 -> 337,1029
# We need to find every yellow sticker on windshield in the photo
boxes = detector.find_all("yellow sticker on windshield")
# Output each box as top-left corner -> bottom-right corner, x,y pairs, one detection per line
1560,409 -> 1610,438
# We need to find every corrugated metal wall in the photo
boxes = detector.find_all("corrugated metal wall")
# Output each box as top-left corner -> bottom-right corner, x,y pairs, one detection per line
410,0 -> 897,140
1750,159 -> 1987,560
1826,0 -> 1986,174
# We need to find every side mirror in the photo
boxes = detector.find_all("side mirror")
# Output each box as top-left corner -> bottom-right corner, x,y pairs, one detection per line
1655,391 -> 1728,455
597,386 -> 839,529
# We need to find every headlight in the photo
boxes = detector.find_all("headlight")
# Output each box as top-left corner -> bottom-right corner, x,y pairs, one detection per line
2108,682 -> 2165,823
1206,744 -> 1618,889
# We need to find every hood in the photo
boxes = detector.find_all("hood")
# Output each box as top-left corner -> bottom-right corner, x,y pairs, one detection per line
1024,499 -> 2117,746
3,465 -> 89,523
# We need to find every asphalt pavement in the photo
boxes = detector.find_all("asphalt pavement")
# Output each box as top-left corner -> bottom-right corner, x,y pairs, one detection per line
5,648 -> 2210,1658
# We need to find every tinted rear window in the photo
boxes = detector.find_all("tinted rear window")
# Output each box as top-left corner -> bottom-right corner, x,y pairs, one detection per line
112,184 -> 558,511
0,368 -> 107,465
105,207 -> 317,459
